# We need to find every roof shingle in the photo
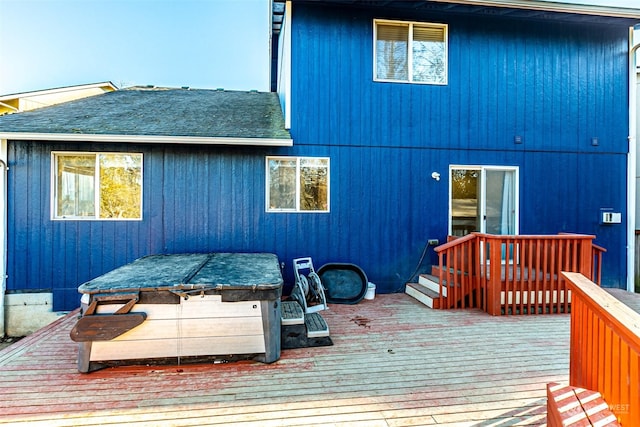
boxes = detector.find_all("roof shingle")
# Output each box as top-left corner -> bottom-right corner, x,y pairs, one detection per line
0,88 -> 291,142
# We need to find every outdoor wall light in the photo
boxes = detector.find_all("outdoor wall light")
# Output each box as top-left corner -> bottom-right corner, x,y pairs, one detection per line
591,137 -> 599,146
431,172 -> 441,181
514,135 -> 523,144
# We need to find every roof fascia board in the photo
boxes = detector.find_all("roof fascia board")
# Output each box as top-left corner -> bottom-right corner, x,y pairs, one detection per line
0,132 -> 293,147
0,82 -> 117,100
427,0 -> 640,18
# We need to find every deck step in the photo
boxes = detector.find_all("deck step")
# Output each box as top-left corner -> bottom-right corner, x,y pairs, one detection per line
546,382 -> 619,427
281,300 -> 304,325
305,312 -> 330,338
419,273 -> 446,297
405,282 -> 441,309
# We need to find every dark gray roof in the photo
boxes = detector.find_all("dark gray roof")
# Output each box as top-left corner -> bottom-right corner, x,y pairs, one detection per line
0,88 -> 291,142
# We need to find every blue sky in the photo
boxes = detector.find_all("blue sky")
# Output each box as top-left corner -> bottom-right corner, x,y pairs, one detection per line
0,0 -> 271,95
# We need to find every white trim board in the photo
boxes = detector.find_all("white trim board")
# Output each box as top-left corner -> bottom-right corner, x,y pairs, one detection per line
429,0 -> 640,17
0,132 -> 293,147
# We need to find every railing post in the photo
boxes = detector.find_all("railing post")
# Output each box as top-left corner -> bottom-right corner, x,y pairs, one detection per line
579,237 -> 594,279
438,250 -> 445,309
487,236 -> 502,316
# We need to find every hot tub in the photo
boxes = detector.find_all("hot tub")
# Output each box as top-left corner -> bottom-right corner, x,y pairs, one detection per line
70,253 -> 283,373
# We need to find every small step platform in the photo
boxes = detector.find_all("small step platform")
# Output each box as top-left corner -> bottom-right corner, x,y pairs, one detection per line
281,300 -> 304,326
281,300 -> 332,349
305,312 -> 330,338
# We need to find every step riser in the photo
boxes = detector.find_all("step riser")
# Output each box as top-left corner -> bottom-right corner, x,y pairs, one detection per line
418,275 -> 447,297
405,284 -> 440,309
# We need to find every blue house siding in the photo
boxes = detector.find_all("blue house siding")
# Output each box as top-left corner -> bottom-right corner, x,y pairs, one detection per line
286,4 -> 630,287
7,142 -> 277,310
290,4 -> 629,152
6,145 -> 628,311
9,141 -> 432,310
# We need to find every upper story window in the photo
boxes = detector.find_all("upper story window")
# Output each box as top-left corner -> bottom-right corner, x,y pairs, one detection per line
374,19 -> 447,85
266,156 -> 329,213
52,152 -> 143,220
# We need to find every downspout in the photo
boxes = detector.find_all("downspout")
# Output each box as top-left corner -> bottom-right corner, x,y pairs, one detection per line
628,28 -> 639,293
0,140 -> 7,337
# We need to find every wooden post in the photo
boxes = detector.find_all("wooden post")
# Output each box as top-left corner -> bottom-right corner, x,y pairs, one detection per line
579,236 -> 593,279
487,236 -> 502,316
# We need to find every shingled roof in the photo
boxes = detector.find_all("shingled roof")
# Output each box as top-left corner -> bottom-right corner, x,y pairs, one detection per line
0,87 -> 292,146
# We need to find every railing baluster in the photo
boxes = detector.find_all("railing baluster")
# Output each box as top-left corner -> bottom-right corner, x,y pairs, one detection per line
447,246 -> 452,309
479,239 -> 484,312
557,239 -> 564,314
610,333 -> 621,408
520,238 -> 526,315
525,238 -> 529,313
452,244 -> 458,309
475,236 -> 481,308
463,238 -> 468,308
505,239 -> 509,315
438,249 -> 444,309
534,238 -> 541,314
508,238 -> 515,315
512,238 -> 517,315
507,239 -> 513,315
543,239 -> 549,314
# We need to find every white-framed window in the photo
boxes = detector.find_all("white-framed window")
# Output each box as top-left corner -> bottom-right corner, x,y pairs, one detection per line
374,19 -> 448,85
266,156 -> 330,213
52,152 -> 143,220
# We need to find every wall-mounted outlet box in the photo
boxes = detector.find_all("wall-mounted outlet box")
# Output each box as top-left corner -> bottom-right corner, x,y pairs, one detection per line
600,209 -> 621,224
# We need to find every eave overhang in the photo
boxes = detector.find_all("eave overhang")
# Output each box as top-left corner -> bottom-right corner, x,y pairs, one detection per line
429,0 -> 640,19
275,0 -> 640,31
0,132 -> 293,147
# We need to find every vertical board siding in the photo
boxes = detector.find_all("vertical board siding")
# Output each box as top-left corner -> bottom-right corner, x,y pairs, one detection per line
292,5 -> 629,152
8,141 -> 457,309
7,143 -> 277,310
290,4 -> 629,288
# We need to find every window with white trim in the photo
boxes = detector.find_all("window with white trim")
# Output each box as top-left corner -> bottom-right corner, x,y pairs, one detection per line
374,19 -> 447,85
52,152 -> 143,220
266,156 -> 329,212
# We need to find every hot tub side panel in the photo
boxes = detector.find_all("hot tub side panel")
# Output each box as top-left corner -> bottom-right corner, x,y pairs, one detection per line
79,294 -> 280,371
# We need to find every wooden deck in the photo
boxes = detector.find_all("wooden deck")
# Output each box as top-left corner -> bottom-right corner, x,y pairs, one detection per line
0,294 -> 569,426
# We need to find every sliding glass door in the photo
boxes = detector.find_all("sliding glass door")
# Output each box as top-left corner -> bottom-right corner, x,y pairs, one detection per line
449,166 -> 518,236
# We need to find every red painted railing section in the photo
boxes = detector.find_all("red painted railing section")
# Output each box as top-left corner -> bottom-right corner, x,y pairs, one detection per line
562,272 -> 640,425
437,234 -> 479,310
435,233 -> 603,315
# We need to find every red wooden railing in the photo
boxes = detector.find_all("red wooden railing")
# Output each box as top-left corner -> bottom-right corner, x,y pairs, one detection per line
435,233 -> 604,315
436,233 -> 479,310
562,272 -> 640,425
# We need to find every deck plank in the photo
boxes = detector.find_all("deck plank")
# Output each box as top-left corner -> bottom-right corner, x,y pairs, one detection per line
0,294 -> 569,426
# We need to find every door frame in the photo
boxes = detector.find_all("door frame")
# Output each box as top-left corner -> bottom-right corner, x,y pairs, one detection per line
448,165 -> 519,236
